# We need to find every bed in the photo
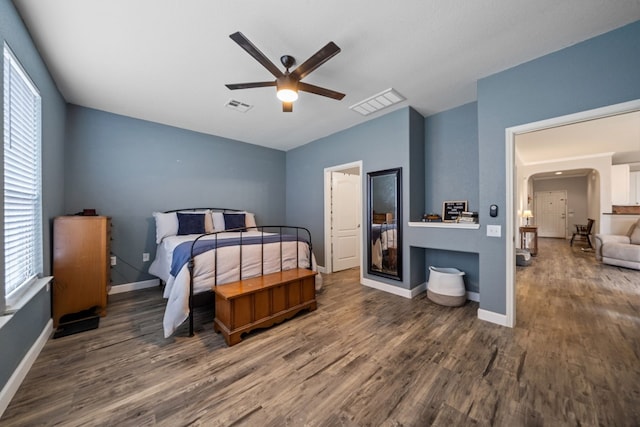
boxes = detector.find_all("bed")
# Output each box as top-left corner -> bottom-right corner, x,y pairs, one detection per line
148,208 -> 321,340
371,212 -> 397,272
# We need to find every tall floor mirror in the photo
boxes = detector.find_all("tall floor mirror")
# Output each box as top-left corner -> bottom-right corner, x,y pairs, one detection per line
367,168 -> 402,280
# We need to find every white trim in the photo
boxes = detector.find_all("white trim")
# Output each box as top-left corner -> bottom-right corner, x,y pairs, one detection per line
361,277 -> 415,299
407,221 -> 480,229
505,126 -> 516,328
4,277 -> 52,315
323,161 -> 363,275
505,99 -> 640,329
477,308 -> 509,326
362,278 -> 480,302
467,291 -> 480,302
523,152 -> 615,166
108,279 -> 159,295
316,265 -> 327,274
0,319 -> 53,417
410,282 -> 427,298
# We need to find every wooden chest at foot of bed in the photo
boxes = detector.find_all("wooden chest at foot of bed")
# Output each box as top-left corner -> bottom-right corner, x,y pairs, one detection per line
213,268 -> 317,346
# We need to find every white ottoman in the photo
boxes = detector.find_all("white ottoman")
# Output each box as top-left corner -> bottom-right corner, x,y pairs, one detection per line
427,266 -> 466,307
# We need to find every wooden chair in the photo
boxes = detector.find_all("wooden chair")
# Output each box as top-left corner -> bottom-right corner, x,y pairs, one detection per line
570,218 -> 595,248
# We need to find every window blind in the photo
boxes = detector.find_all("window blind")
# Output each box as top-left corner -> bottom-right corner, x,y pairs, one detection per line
3,45 -> 42,299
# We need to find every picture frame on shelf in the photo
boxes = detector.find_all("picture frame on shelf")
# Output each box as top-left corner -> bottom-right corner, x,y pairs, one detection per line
442,200 -> 467,222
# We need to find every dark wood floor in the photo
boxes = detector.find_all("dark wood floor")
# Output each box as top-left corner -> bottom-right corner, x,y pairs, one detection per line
2,238 -> 640,426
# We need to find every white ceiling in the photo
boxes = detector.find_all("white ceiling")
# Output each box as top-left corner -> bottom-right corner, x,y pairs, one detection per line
516,110 -> 640,171
11,0 -> 640,151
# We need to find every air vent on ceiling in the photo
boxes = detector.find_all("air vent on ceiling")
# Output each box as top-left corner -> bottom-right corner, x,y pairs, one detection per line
225,99 -> 253,113
349,88 -> 405,116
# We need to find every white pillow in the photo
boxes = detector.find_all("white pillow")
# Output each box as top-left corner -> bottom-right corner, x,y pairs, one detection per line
243,212 -> 257,229
212,211 -> 225,231
204,211 -> 214,233
153,212 -> 178,244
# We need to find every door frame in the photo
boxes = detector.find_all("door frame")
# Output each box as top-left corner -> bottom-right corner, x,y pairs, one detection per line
505,99 -> 640,328
324,161 -> 363,275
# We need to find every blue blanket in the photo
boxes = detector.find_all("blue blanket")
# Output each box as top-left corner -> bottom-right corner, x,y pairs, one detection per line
371,223 -> 396,242
170,234 -> 308,277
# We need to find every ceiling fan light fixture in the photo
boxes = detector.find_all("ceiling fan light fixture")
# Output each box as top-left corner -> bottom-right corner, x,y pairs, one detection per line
276,75 -> 299,102
226,32 -> 343,111
277,88 -> 298,102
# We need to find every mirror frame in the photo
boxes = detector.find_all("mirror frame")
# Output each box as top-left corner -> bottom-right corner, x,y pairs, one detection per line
367,167 -> 402,281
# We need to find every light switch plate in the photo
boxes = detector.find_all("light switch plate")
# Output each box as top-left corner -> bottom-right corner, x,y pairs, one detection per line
487,225 -> 501,237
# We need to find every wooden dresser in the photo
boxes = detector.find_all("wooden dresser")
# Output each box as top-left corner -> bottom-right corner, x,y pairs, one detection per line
52,216 -> 111,327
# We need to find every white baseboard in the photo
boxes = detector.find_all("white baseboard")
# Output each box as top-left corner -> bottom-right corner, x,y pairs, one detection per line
0,319 -> 53,417
109,279 -> 160,295
411,282 -> 427,298
477,308 -> 509,326
361,277 -> 416,299
317,265 -> 326,274
361,280 -> 479,301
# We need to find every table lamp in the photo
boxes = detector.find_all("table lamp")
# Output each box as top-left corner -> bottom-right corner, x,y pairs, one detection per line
522,210 -> 533,225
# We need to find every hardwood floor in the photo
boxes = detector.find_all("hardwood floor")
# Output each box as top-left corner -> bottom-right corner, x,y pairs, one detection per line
2,238 -> 639,426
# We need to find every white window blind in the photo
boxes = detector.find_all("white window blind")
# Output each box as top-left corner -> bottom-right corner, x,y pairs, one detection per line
3,44 -> 42,301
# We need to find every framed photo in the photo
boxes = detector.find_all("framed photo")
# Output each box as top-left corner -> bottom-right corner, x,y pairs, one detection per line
442,200 -> 467,222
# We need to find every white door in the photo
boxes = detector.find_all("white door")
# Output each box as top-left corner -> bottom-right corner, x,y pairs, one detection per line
534,191 -> 567,238
331,171 -> 360,271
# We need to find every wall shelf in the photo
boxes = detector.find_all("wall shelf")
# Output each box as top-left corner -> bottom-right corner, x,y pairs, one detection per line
408,221 -> 480,229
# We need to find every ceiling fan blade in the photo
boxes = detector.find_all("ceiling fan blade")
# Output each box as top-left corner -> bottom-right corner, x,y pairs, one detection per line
282,102 -> 293,112
226,81 -> 276,90
298,82 -> 345,100
229,32 -> 283,78
291,41 -> 341,80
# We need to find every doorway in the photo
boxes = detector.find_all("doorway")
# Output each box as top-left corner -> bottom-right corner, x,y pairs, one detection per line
324,161 -> 363,274
505,99 -> 640,328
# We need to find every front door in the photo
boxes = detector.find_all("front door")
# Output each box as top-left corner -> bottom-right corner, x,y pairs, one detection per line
534,190 -> 567,238
331,171 -> 360,272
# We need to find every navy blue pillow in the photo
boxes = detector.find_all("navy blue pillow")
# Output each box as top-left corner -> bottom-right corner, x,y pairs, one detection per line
177,213 -> 205,235
223,213 -> 246,231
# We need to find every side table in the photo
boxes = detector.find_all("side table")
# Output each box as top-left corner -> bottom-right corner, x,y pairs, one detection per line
519,225 -> 538,256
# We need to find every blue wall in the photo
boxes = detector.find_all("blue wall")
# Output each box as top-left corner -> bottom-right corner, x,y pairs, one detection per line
408,102 -> 481,293
286,107 -> 418,288
425,102 -> 479,214
477,21 -> 640,314
0,0 -> 66,394
64,105 -> 287,285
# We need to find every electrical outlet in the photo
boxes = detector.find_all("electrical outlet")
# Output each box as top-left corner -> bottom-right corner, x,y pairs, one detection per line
143,253 -> 150,262
486,225 -> 501,237
110,255 -> 117,266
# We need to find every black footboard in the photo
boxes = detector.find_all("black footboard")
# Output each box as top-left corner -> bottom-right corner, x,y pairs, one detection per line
186,225 -> 313,336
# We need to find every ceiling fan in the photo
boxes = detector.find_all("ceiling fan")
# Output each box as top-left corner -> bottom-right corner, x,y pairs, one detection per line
225,31 -> 345,112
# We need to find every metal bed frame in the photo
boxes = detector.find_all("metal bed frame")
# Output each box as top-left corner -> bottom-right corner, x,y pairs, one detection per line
165,209 -> 313,336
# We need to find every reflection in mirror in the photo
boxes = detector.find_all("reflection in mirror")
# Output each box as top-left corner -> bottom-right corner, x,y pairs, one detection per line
368,168 -> 402,280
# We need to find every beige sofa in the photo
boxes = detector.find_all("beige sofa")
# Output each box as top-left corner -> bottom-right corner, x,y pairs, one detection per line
594,219 -> 640,270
